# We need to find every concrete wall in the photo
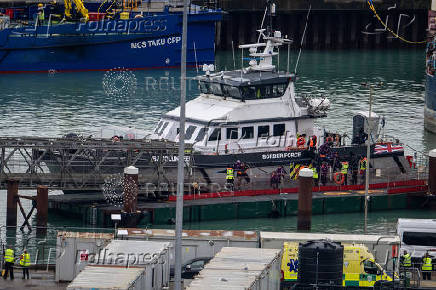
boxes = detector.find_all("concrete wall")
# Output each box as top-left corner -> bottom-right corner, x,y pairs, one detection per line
216,9 -> 427,49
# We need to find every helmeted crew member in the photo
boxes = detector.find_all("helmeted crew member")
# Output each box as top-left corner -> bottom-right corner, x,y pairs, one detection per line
37,3 -> 45,25
360,156 -> 368,185
401,250 -> 412,268
20,249 -> 30,279
3,245 -> 14,280
422,252 -> 433,280
226,167 -> 234,190
341,161 -> 349,185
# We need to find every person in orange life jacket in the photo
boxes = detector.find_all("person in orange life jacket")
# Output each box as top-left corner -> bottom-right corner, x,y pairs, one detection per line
307,135 -> 317,151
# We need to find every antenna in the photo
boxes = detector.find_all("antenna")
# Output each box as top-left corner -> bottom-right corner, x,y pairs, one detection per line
294,5 -> 311,75
193,41 -> 199,74
286,39 -> 290,74
232,41 -> 236,69
257,6 -> 268,43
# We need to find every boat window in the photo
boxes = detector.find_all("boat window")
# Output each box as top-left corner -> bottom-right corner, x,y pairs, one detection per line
241,82 -> 288,100
154,121 -> 163,134
226,128 -> 238,139
258,125 -> 270,137
209,83 -> 222,96
158,121 -> 169,135
208,128 -> 221,141
222,85 -> 242,99
177,128 -> 180,135
241,86 -> 256,99
242,127 -> 254,139
273,83 -> 287,96
195,128 -> 207,142
273,124 -> 285,136
403,232 -> 436,246
185,125 -> 197,140
199,81 -> 210,94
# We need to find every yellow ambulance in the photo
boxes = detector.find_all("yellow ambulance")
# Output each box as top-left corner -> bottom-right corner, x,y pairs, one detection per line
281,242 -> 394,288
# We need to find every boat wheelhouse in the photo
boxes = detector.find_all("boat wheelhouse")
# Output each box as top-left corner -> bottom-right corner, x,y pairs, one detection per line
151,30 -> 330,155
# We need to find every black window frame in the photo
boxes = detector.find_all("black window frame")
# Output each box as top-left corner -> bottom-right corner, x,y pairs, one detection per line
194,127 -> 207,142
209,83 -> 223,96
185,125 -> 197,140
258,125 -> 270,137
241,126 -> 254,139
154,121 -> 163,134
199,81 -> 210,94
403,231 -> 436,246
273,124 -> 285,136
158,121 -> 169,135
226,127 -> 238,140
208,128 -> 222,141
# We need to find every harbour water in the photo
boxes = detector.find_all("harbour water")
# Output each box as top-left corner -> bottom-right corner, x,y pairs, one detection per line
0,48 -> 435,238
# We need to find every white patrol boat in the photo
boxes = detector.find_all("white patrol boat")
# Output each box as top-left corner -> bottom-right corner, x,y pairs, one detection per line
151,31 -> 329,156
51,0 -> 409,195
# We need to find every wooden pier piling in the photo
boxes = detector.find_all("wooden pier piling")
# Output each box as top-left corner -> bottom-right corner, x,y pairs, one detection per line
429,149 -> 436,195
36,185 -> 48,229
123,166 -> 139,214
297,168 -> 313,231
6,180 -> 18,229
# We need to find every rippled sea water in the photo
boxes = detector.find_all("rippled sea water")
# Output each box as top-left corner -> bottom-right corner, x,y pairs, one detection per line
0,48 -> 434,237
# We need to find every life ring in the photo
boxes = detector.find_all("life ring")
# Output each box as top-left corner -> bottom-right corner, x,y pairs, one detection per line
297,137 -> 306,148
334,172 -> 345,185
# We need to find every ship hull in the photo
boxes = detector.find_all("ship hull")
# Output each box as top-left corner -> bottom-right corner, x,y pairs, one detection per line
425,74 -> 436,133
0,12 -> 220,73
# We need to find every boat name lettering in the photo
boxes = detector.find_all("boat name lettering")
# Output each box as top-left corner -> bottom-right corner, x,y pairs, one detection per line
151,155 -> 190,162
262,152 -> 301,160
131,36 -> 181,49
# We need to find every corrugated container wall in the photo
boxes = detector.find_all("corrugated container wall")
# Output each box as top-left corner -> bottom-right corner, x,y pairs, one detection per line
187,247 -> 282,290
55,232 -> 113,282
95,239 -> 171,289
67,265 -> 145,290
120,228 -> 259,268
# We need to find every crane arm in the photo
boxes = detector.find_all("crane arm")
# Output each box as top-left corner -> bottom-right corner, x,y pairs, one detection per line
64,0 -> 89,21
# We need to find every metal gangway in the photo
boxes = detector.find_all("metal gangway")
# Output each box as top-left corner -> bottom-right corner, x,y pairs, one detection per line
0,136 -> 188,191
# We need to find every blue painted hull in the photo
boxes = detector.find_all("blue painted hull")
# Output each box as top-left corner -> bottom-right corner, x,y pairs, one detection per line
0,11 -> 221,73
425,74 -> 436,133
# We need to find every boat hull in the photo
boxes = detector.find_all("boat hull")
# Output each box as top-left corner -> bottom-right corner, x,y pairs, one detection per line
425,74 -> 436,133
0,13 -> 220,73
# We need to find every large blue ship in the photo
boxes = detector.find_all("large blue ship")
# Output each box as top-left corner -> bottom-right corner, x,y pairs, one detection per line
426,2 -> 436,133
0,1 -> 221,73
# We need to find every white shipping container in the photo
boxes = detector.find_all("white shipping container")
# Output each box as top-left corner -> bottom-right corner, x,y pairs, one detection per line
55,231 -> 114,282
67,265 -> 145,290
187,247 -> 282,290
95,239 -> 171,289
120,228 -> 259,269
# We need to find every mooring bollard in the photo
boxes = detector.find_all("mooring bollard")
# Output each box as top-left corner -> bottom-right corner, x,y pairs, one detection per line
123,166 -> 139,214
429,149 -> 436,195
36,185 -> 48,229
297,168 -> 313,231
6,179 -> 18,229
